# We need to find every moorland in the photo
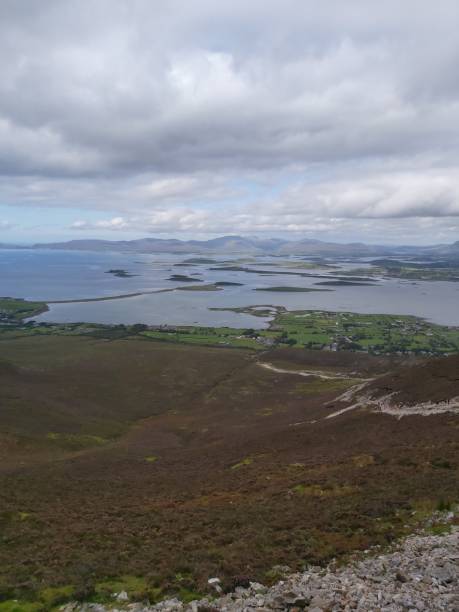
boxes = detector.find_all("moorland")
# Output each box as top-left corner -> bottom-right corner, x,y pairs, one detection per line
0,298 -> 458,609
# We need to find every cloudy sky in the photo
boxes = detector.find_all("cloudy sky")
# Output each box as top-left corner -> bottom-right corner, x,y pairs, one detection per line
1,0 -> 459,244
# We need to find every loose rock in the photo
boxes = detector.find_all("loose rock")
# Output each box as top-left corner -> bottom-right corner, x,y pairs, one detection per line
61,524 -> 459,611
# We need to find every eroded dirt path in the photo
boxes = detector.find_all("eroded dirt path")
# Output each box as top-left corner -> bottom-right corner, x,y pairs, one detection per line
327,382 -> 459,419
257,361 -> 372,381
259,360 -> 459,419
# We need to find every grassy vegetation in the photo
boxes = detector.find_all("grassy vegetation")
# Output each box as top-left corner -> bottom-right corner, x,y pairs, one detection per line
0,601 -> 43,611
247,260 -> 336,270
230,456 -> 254,470
181,258 -> 218,264
341,260 -> 459,282
176,284 -> 221,291
253,286 -> 329,292
385,267 -> 459,281
0,334 -> 457,607
2,297 -> 459,355
0,294 -> 457,609
163,307 -> 459,355
93,575 -> 151,600
273,310 -> 459,354
46,432 -> 108,451
0,298 -> 48,323
314,280 -> 375,286
140,326 -> 277,349
168,274 -> 201,282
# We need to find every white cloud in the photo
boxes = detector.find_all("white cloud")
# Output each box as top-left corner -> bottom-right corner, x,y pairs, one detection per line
1,1 -> 459,243
71,217 -> 128,230
266,170 -> 459,220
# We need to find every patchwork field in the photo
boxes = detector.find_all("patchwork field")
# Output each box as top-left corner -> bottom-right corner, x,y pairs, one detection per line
272,310 -> 459,353
3,294 -> 459,355
0,333 -> 458,609
0,298 -> 48,322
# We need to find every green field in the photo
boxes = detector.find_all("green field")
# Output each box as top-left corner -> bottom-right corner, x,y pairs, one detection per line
140,326 -> 279,349
0,298 -> 48,323
2,297 -> 459,355
341,262 -> 459,282
0,300 -> 458,609
274,310 -> 459,354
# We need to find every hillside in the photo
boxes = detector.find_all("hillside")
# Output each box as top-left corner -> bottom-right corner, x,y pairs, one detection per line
366,354 -> 459,406
0,336 -> 457,609
325,354 -> 459,420
2,235 -> 459,258
63,521 -> 459,610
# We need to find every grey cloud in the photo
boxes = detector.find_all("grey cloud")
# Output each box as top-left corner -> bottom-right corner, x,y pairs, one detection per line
1,1 -> 459,177
1,1 -> 459,240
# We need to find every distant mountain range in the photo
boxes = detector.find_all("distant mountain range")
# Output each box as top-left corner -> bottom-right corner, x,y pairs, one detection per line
1,235 -> 459,259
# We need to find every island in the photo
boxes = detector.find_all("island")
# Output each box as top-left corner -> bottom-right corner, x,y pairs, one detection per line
105,268 -> 137,278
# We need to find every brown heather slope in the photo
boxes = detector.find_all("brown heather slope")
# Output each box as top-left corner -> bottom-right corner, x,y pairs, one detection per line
363,354 -> 459,405
0,335 -> 457,603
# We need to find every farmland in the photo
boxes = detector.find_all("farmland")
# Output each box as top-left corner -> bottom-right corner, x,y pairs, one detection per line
0,297 -> 48,323
2,297 -> 459,355
272,310 -> 459,354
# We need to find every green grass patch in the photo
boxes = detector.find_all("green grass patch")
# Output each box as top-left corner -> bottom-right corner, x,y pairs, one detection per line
0,602 -> 43,612
254,286 -> 329,292
46,432 -> 108,450
2,302 -> 459,358
0,298 -> 48,323
140,327 -> 270,351
176,284 -> 221,291
428,523 -> 453,536
94,575 -> 149,600
231,457 -> 254,470
38,585 -> 75,607
273,309 -> 459,355
293,378 -> 355,396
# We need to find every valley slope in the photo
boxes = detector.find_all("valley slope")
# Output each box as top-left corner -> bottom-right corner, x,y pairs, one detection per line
0,334 -> 457,608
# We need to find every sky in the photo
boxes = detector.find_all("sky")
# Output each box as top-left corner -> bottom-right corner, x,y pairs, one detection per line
1,0 -> 459,245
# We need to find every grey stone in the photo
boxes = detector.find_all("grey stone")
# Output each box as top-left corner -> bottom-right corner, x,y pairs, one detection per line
59,519 -> 459,612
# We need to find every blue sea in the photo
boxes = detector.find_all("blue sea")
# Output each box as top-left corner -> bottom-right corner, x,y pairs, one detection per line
2,248 -> 459,327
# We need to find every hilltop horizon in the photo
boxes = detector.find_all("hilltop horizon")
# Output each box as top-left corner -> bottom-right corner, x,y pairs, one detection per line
2,233 -> 459,257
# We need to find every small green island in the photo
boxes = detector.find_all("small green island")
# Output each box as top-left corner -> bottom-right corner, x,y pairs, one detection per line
168,274 -> 202,282
175,283 -> 221,291
314,280 -> 376,287
181,257 -> 218,264
214,281 -> 244,287
254,286 -> 330,292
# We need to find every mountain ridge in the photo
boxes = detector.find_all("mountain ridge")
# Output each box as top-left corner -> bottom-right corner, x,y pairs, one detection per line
1,235 -> 458,258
